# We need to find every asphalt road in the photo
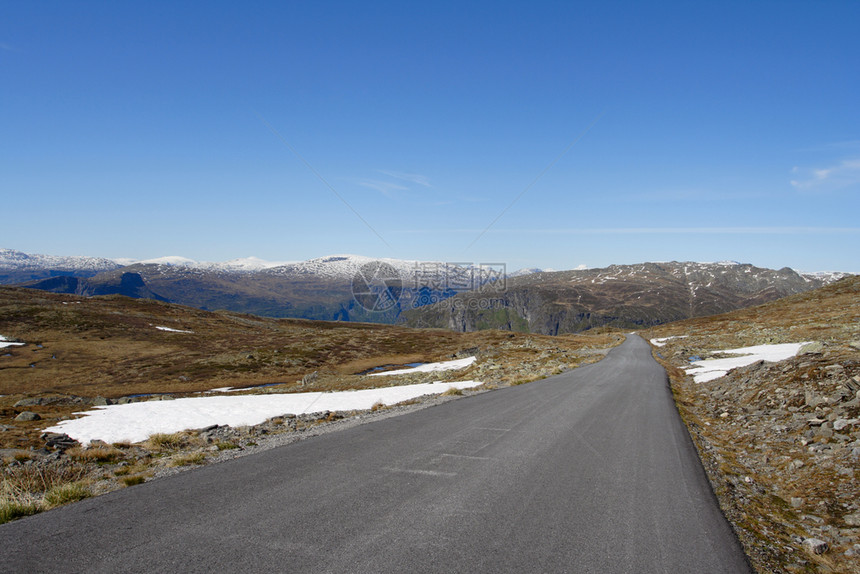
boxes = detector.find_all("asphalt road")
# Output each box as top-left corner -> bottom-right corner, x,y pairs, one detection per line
0,334 -> 752,573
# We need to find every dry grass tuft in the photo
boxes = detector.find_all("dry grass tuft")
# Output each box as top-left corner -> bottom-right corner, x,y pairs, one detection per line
170,452 -> 206,467
0,461 -> 89,524
121,475 -> 146,487
67,446 -> 123,464
146,433 -> 186,451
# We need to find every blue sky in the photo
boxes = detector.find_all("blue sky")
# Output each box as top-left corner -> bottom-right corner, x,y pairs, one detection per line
2,1 -> 859,272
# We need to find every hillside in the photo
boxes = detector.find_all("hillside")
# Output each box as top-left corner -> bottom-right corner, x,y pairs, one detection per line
400,261 -> 846,335
644,276 -> 860,573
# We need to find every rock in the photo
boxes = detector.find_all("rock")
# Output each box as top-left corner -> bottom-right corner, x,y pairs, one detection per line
799,342 -> 824,355
13,398 -> 43,407
824,364 -> 845,375
92,396 -> 112,406
844,513 -> 860,527
300,371 -> 318,386
41,432 -> 78,450
802,538 -> 829,555
791,497 -> 803,508
805,391 -> 825,408
848,340 -> 860,351
834,418 -> 858,431
14,411 -> 41,421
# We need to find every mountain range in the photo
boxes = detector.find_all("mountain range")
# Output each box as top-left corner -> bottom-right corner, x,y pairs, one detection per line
0,249 -> 850,333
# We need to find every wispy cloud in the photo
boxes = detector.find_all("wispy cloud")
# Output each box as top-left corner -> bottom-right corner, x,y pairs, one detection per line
357,179 -> 409,197
378,170 -> 432,187
791,157 -> 860,191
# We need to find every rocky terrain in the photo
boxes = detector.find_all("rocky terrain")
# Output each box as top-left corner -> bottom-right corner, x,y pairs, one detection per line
401,261 -> 848,335
645,276 -> 860,573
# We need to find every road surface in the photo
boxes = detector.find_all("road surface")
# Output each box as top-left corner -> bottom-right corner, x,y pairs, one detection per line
0,334 -> 751,573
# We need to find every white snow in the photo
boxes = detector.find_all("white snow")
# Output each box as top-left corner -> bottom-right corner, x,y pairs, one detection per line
44,380 -> 484,444
650,336 -> 688,347
0,248 -> 121,273
683,342 -> 809,383
155,326 -> 194,334
0,335 -> 25,349
368,356 -> 476,377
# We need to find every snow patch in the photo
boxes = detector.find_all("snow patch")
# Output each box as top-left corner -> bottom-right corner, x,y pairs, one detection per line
0,335 -> 25,349
368,356 -> 476,377
155,326 -> 194,334
683,343 -> 809,383
44,380 -> 484,444
650,336 -> 688,347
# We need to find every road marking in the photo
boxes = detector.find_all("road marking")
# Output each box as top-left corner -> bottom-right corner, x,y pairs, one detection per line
384,467 -> 457,477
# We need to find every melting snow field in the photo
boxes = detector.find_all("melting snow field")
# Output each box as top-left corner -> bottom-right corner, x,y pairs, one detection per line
683,343 -> 810,383
45,380 -> 483,444
368,356 -> 476,376
0,335 -> 25,349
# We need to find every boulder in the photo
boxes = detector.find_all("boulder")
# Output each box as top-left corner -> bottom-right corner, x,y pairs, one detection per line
14,411 -> 41,422
13,398 -> 43,407
799,341 -> 824,355
802,538 -> 829,555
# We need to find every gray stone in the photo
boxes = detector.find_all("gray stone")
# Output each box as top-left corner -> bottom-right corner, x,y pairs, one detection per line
834,418 -> 858,431
824,364 -> 845,375
802,538 -> 829,555
799,342 -> 824,355
844,513 -> 860,527
92,396 -> 112,406
13,398 -> 42,407
14,411 -> 41,421
43,433 -> 78,450
805,392 -> 825,408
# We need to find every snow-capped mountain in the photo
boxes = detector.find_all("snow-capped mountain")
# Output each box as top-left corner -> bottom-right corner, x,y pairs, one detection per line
508,267 -> 558,278
0,248 -> 124,283
0,248 -> 121,273
136,255 -> 292,273
265,254 -> 503,286
798,270 -> 853,283
401,261 -> 853,335
2,248 -> 854,332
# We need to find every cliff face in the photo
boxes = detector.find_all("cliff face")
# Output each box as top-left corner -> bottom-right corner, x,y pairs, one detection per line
400,262 -> 838,334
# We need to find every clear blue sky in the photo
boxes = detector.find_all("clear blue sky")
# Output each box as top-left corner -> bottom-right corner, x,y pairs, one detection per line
2,1 -> 859,272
